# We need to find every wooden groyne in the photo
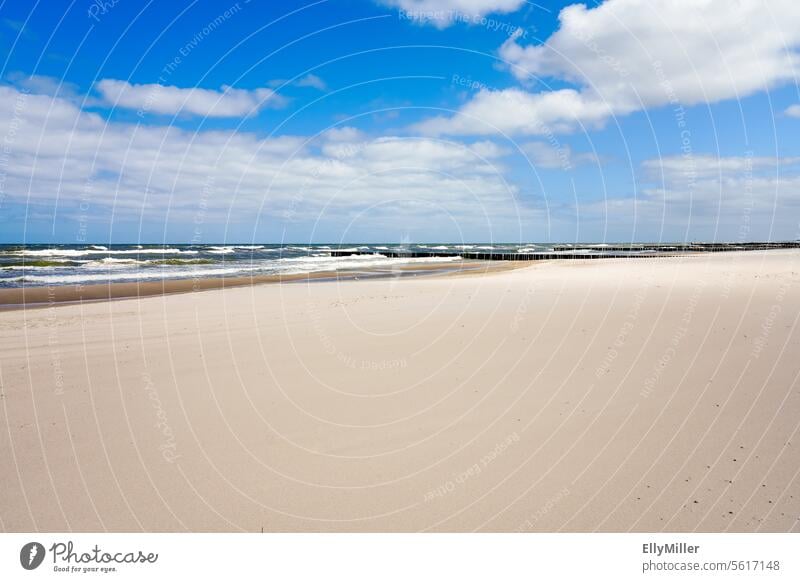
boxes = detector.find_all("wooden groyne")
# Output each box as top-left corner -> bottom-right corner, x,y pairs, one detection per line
329,250 -> 664,261
327,242 -> 800,262
552,242 -> 800,252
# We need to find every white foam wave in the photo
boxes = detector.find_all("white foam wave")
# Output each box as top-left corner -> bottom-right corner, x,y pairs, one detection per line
2,249 -> 466,285
12,248 -> 197,257
9,266 -> 262,285
83,258 -> 148,268
278,255 -> 462,274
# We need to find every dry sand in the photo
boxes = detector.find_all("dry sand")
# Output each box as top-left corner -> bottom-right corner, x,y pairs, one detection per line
1,250 -> 799,532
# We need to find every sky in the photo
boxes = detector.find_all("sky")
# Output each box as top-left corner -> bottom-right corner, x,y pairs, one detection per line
0,0 -> 799,244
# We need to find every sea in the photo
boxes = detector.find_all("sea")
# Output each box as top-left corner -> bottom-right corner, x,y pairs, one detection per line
0,243 -> 600,288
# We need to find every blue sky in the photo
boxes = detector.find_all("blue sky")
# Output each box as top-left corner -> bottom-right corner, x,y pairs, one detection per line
0,0 -> 799,243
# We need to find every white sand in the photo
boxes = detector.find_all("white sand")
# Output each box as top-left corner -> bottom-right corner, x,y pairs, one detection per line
1,250 -> 799,531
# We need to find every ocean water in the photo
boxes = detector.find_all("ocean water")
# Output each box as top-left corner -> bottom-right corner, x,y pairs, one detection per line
0,243 -> 563,288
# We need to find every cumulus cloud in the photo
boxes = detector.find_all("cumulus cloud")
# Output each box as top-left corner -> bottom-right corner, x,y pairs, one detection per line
385,0 -> 525,28
322,126 -> 366,143
0,85 -> 527,235
522,141 -> 599,170
414,87 -> 612,136
416,0 -> 800,135
96,79 -> 288,117
296,74 -> 327,91
785,104 -> 800,118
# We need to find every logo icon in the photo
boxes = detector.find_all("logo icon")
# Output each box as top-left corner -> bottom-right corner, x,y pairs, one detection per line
20,542 -> 45,570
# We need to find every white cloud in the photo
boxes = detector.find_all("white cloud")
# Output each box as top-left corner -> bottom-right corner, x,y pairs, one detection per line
416,0 -> 800,135
786,104 -> 800,118
296,74 -> 327,91
7,73 -> 81,101
642,154 -> 800,180
639,154 -> 800,221
414,87 -> 612,135
386,0 -> 525,28
522,141 -> 599,170
96,79 -> 288,117
561,154 -> 800,241
0,85 -> 529,235
322,126 -> 366,143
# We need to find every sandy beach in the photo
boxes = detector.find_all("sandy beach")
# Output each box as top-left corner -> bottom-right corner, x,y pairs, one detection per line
1,250 -> 798,532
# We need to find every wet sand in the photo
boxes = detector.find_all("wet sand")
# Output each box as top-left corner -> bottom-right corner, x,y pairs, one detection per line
0,260 -> 522,308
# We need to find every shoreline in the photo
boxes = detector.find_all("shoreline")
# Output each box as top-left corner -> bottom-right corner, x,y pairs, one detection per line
0,260 -> 528,309
2,248 -> 794,310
